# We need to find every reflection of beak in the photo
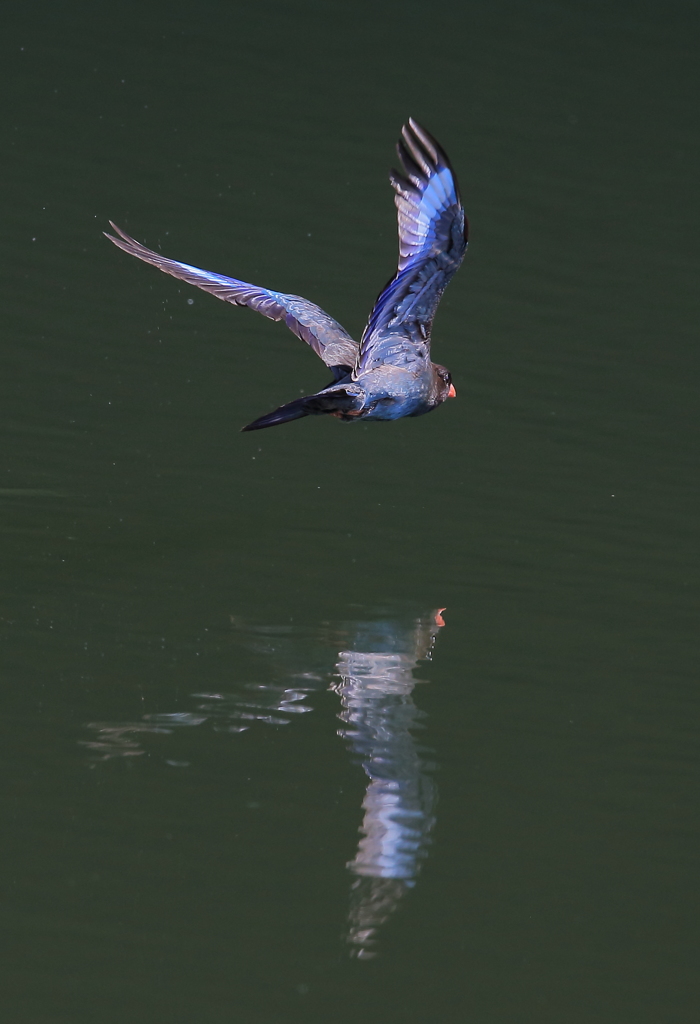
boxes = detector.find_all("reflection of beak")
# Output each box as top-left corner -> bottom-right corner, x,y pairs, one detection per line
447,384 -> 457,398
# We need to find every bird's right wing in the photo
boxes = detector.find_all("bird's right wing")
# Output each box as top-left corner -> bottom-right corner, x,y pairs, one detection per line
357,120 -> 467,374
105,222 -> 358,377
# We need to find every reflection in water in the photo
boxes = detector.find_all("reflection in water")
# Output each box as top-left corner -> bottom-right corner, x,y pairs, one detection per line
81,609 -> 444,956
333,614 -> 442,957
83,684 -> 315,755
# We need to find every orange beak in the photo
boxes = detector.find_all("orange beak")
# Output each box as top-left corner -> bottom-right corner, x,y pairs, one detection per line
447,383 -> 457,398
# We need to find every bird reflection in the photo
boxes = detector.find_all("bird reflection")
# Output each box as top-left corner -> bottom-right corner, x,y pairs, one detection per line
81,608 -> 444,956
332,613 -> 443,957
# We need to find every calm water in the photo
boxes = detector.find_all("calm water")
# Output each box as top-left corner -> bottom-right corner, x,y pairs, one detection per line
1,1 -> 699,1021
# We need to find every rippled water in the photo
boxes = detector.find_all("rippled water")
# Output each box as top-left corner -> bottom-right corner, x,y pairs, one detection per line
81,610 -> 443,959
1,1 -> 699,1021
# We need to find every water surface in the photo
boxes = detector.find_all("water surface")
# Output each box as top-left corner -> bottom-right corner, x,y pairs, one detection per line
1,1 -> 698,1021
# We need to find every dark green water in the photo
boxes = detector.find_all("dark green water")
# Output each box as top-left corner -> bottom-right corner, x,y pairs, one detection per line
2,1 -> 699,1020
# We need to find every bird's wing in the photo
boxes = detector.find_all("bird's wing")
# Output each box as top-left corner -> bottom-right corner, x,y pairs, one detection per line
357,120 -> 467,374
105,222 -> 358,376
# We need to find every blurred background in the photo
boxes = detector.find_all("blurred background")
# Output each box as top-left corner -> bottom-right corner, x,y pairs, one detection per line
1,0 -> 698,1020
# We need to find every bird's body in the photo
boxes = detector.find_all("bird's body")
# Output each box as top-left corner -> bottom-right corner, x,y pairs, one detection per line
106,119 -> 467,431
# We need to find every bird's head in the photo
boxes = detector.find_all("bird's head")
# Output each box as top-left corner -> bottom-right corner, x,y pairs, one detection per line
433,364 -> 457,404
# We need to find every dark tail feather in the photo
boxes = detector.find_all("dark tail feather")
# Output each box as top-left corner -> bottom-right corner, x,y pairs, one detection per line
241,396 -> 316,432
241,388 -> 358,432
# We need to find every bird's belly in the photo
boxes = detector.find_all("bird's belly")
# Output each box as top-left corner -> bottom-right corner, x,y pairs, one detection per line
361,395 -> 431,421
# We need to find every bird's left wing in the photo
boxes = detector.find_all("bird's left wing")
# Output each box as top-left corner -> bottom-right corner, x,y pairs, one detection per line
357,120 -> 467,374
105,222 -> 358,376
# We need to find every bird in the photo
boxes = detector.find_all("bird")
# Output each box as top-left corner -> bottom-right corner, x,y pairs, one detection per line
105,119 -> 467,432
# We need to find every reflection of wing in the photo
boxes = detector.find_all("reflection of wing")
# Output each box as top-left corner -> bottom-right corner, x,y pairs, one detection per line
80,620 -> 332,760
105,222 -> 358,377
358,121 -> 467,373
81,683 -> 314,759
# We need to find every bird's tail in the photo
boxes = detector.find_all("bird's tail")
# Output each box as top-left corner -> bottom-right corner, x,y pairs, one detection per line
241,387 -> 362,432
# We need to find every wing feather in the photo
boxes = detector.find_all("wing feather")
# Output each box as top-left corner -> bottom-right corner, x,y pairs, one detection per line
357,120 -> 467,373
105,222 -> 358,374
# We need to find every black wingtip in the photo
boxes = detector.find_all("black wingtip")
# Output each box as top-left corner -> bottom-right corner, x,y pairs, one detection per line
398,116 -> 463,210
406,119 -> 448,168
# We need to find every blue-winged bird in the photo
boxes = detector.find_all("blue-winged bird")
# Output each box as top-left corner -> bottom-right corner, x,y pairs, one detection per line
106,119 -> 467,431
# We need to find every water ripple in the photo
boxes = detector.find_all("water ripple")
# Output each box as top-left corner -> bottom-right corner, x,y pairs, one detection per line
79,608 -> 444,957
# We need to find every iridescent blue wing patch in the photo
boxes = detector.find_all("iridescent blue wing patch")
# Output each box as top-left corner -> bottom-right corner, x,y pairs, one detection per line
358,120 -> 467,373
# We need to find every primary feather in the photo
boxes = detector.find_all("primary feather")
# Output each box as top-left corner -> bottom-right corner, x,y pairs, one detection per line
104,221 -> 358,377
357,119 -> 467,374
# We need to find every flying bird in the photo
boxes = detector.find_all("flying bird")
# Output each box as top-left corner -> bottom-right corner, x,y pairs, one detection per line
105,119 -> 467,432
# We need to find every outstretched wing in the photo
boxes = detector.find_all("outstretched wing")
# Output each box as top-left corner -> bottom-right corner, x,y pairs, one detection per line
357,120 -> 467,374
105,222 -> 358,376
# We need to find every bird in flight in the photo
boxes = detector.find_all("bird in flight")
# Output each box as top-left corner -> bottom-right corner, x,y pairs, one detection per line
105,119 -> 467,432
